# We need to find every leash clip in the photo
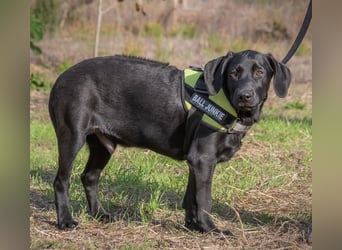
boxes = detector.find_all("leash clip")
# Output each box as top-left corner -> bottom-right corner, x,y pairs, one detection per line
228,119 -> 251,134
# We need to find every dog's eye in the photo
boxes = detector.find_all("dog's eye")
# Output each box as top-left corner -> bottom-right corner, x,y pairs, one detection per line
229,70 -> 237,78
254,69 -> 264,79
229,68 -> 240,79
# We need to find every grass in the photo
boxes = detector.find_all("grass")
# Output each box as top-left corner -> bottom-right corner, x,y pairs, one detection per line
170,23 -> 197,39
30,72 -> 53,92
56,59 -> 74,74
142,22 -> 163,39
30,81 -> 312,249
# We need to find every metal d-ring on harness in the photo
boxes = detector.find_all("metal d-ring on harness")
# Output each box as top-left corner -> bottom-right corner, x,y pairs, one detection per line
182,0 -> 312,156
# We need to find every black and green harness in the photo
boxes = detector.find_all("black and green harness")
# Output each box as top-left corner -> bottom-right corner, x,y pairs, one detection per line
182,67 -> 251,154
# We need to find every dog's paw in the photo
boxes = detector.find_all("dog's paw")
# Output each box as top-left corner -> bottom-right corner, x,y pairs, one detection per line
185,221 -> 234,236
57,220 -> 79,231
213,228 -> 234,237
184,220 -> 215,233
204,227 -> 234,237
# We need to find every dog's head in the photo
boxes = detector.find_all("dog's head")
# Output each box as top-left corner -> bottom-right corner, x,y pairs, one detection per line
203,50 -> 291,125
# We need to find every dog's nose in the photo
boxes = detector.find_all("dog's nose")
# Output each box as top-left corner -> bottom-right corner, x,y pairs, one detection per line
238,91 -> 252,102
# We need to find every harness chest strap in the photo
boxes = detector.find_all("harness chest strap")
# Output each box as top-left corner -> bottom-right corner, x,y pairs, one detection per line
183,68 -> 250,134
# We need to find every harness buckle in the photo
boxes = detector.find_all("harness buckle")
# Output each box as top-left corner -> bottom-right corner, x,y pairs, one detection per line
228,119 -> 251,134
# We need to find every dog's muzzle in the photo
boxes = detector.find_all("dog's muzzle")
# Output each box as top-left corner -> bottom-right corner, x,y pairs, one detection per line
234,90 -> 265,126
235,89 -> 259,110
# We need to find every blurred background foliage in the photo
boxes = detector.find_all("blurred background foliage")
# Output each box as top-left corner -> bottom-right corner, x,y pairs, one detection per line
30,0 -> 312,91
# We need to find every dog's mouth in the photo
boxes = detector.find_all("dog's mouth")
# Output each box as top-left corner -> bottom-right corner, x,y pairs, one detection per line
236,99 -> 259,109
236,107 -> 257,126
238,105 -> 255,111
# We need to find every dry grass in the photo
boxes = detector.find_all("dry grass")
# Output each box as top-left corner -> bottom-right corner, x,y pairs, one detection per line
30,202 -> 311,249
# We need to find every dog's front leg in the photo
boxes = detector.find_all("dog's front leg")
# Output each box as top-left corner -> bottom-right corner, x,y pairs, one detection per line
182,156 -> 218,233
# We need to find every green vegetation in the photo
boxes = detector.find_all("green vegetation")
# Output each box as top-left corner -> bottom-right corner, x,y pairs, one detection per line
178,23 -> 197,39
170,23 -> 197,39
123,38 -> 144,57
30,14 -> 44,55
30,72 -> 52,92
296,41 -> 312,56
207,33 -> 227,54
142,22 -> 163,39
283,100 -> 306,110
56,59 -> 74,74
31,0 -> 60,33
155,38 -> 171,62
229,36 -> 253,53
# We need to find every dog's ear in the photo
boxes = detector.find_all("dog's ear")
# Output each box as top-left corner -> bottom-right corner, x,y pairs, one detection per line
267,54 -> 292,98
203,51 -> 234,95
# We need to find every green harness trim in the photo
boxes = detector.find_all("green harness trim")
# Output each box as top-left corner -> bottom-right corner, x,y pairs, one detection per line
184,68 -> 238,132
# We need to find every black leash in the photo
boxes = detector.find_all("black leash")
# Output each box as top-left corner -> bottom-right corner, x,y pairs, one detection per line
281,0 -> 312,64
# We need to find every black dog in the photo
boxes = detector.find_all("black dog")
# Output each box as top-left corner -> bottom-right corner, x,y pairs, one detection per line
49,50 -> 291,232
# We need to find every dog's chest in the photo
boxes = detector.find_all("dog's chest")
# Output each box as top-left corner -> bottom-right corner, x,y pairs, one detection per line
215,132 -> 245,163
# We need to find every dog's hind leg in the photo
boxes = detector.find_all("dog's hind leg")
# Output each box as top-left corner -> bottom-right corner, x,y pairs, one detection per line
81,133 -> 115,222
54,130 -> 85,230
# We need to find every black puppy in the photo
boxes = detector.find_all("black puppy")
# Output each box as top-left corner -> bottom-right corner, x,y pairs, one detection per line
49,50 -> 291,232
